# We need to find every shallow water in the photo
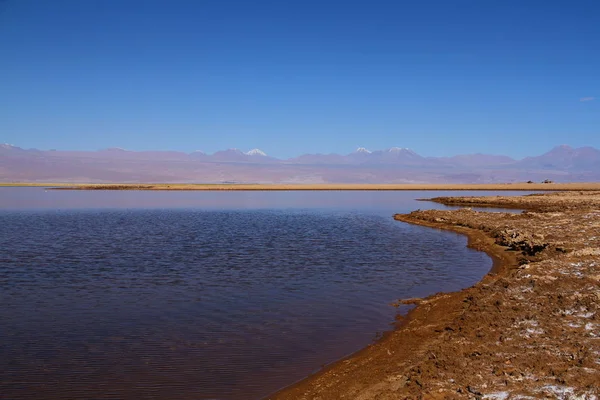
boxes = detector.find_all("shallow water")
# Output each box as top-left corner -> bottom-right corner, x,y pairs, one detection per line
0,189 -> 526,399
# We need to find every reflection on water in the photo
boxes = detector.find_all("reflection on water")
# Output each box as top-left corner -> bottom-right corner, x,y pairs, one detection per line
0,189 -> 521,399
0,187 -> 533,212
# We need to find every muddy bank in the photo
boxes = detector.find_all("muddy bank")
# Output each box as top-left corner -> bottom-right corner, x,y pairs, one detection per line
428,190 -> 600,212
270,191 -> 600,399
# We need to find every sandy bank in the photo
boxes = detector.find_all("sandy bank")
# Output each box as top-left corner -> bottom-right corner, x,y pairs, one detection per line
270,191 -> 600,399
428,190 -> 600,212
31,182 -> 600,191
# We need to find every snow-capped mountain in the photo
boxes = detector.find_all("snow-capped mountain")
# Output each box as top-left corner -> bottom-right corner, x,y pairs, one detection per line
3,143 -> 600,183
347,147 -> 373,163
341,146 -> 426,165
245,149 -> 267,156
0,143 -> 40,155
387,147 -> 418,156
208,148 -> 278,163
0,143 -> 23,152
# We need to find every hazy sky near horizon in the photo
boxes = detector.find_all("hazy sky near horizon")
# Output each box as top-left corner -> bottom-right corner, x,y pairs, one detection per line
0,0 -> 598,158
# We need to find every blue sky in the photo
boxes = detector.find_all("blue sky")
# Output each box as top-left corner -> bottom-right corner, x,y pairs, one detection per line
0,0 -> 598,158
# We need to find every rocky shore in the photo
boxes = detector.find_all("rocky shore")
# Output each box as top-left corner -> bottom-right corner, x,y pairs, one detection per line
271,191 -> 600,399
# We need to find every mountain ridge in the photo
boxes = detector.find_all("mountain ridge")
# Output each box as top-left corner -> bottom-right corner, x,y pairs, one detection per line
4,143 -> 585,161
1,144 -> 599,183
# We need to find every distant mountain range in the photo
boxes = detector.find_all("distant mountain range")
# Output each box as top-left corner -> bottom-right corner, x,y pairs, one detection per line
1,143 -> 599,183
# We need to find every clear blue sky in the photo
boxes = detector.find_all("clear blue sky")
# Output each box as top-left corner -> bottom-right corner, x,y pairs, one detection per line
0,0 -> 598,158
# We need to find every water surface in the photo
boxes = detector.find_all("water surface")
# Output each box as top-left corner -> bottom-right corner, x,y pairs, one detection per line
0,189 -> 524,399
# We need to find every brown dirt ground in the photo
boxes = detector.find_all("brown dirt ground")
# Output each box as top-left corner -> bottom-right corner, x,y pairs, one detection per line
428,190 -> 600,211
269,191 -> 600,399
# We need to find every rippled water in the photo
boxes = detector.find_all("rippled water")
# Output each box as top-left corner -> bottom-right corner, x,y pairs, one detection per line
0,189 -> 521,399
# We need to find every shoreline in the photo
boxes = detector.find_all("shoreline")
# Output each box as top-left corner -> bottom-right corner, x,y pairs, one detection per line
269,209 -> 519,399
3,182 -> 600,191
270,191 -> 600,398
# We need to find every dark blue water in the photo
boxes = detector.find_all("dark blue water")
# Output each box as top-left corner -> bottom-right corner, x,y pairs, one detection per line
0,189 -> 518,399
